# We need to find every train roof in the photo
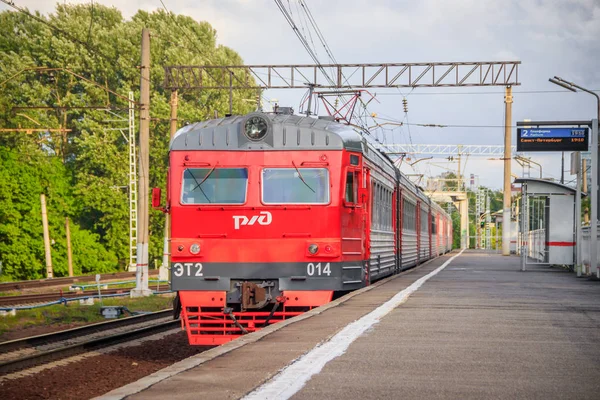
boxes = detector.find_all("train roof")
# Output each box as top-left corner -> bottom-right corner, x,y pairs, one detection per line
170,112 -> 364,152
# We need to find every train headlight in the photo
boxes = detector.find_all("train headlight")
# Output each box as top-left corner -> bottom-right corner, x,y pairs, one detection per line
308,244 -> 319,255
244,115 -> 269,141
190,243 -> 201,254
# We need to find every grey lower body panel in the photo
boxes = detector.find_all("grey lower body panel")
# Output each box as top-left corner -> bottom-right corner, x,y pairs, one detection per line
369,229 -> 396,280
171,261 -> 367,292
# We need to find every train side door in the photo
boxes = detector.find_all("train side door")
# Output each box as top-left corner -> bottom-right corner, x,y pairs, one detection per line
341,156 -> 368,262
360,167 -> 371,259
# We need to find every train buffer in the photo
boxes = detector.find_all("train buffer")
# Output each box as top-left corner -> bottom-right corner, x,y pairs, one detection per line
99,250 -> 600,400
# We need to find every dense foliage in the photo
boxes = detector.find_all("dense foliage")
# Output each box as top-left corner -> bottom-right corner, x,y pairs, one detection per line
0,4 -> 254,280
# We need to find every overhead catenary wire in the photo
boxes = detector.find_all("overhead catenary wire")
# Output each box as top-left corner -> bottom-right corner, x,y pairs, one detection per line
275,0 -> 364,127
372,115 -> 547,129
374,89 -> 600,96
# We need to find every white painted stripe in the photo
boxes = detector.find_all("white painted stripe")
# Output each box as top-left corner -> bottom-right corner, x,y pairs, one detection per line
243,249 -> 465,400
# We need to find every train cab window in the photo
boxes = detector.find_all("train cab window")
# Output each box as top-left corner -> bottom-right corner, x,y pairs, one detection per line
181,168 -> 248,204
262,168 -> 329,204
345,171 -> 358,203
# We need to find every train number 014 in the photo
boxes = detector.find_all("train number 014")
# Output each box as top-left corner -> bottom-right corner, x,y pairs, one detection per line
172,262 -> 204,277
306,262 -> 331,276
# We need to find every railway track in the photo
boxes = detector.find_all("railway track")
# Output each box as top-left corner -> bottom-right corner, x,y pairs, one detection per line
0,309 -> 178,376
0,285 -> 171,307
0,269 -> 159,292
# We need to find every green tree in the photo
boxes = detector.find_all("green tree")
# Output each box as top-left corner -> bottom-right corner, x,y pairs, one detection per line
0,4 -> 254,280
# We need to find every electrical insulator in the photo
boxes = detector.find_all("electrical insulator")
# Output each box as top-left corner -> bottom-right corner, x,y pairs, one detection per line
402,98 -> 408,113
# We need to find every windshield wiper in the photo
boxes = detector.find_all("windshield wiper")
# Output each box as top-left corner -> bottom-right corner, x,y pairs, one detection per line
187,170 -> 211,203
192,163 -> 218,191
291,161 -> 315,193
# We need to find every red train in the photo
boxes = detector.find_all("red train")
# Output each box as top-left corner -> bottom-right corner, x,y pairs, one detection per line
153,110 -> 452,346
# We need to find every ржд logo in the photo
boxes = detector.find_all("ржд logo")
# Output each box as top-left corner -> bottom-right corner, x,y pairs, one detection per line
233,211 -> 272,230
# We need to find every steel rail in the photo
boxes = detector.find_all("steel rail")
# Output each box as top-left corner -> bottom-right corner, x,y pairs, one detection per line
0,285 -> 170,307
0,270 -> 159,292
0,309 -> 174,354
0,314 -> 178,375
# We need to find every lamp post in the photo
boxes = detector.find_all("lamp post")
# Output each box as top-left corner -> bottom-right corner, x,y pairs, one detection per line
549,76 -> 599,277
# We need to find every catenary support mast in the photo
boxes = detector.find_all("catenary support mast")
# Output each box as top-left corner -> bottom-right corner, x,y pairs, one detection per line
160,90 -> 178,282
502,86 -> 513,256
132,28 -> 152,297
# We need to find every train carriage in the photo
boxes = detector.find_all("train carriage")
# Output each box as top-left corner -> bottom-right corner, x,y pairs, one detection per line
155,110 -> 453,346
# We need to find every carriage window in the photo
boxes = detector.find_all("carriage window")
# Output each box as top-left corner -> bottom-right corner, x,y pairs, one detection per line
263,168 -> 329,204
403,199 -> 416,231
421,209 -> 429,232
345,171 -> 357,203
181,168 -> 248,204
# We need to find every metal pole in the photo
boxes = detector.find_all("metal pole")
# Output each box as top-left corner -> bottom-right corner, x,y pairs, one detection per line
40,194 -> 53,278
551,77 -> 599,275
229,72 -> 233,115
495,221 -> 499,252
575,152 -> 582,276
132,28 -> 151,297
583,157 -> 589,224
460,198 -> 468,249
592,118 -> 598,277
503,86 -> 513,255
306,84 -> 314,117
160,90 -> 178,282
561,152 -> 565,184
521,184 -> 527,271
65,217 -> 73,277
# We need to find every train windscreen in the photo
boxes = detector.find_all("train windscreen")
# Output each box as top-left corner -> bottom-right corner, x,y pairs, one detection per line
262,168 -> 329,204
181,168 -> 248,204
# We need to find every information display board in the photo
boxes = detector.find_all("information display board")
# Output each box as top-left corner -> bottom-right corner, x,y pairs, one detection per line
517,127 -> 589,152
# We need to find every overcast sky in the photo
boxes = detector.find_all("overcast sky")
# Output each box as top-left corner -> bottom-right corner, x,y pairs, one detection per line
2,0 -> 599,191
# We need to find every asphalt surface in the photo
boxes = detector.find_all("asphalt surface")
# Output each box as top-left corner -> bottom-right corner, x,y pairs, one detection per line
294,251 -> 600,400
104,250 -> 600,400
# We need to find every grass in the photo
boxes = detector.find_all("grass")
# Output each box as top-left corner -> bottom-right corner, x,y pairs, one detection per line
0,294 -> 175,339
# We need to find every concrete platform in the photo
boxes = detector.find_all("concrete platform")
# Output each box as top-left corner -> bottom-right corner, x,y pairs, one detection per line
99,250 -> 600,400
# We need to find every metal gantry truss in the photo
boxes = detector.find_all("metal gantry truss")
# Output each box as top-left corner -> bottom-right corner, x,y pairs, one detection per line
383,144 -> 517,156
99,92 -> 137,271
128,92 -> 138,272
163,61 -> 520,90
485,189 -> 492,249
475,187 -> 493,250
476,188 -> 485,249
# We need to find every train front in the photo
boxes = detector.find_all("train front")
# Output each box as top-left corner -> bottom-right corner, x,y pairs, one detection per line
166,112 -> 367,345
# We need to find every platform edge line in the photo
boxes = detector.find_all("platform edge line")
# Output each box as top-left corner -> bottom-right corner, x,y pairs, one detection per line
242,248 -> 465,400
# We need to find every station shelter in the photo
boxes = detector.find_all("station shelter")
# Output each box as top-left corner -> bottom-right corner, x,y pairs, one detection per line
515,178 -> 580,267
